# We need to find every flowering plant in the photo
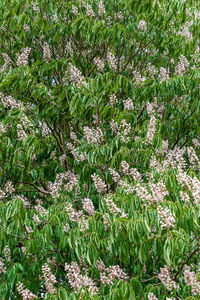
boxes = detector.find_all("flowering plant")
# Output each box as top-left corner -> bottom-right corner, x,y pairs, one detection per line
0,0 -> 199,299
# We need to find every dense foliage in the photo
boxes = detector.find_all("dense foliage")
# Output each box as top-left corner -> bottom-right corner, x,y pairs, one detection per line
0,0 -> 200,299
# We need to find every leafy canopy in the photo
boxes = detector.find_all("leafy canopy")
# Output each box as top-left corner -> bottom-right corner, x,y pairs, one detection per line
0,0 -> 200,299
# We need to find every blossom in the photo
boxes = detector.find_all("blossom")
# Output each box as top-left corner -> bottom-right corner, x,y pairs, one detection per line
31,2 -> 40,13
123,98 -> 133,111
82,198 -> 95,216
94,57 -> 104,72
104,194 -> 127,217
65,262 -> 98,295
98,0 -> 106,16
0,258 -> 6,274
42,263 -> 57,294
67,63 -> 86,86
43,42 -> 51,62
159,67 -> 169,83
91,173 -> 107,192
148,293 -> 158,300
16,47 -> 31,66
157,206 -> 176,229
138,20 -> 147,31
107,51 -> 117,71
184,265 -> 200,295
17,281 -> 36,299
158,265 -> 178,290
96,260 -> 128,285
146,115 -> 156,144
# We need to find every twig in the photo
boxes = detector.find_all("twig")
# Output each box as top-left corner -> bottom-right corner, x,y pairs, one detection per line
174,246 -> 199,280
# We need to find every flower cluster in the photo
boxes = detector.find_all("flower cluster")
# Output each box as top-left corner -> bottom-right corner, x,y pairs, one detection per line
123,98 -> 133,111
0,123 -> 6,135
157,206 -> 176,229
42,263 -> 57,294
158,265 -> 178,291
70,131 -> 80,144
4,245 -> 11,261
165,146 -> 186,170
0,189 -> 6,199
65,262 -> 98,295
94,57 -> 104,72
178,23 -> 193,42
109,94 -> 117,106
0,53 -> 12,73
102,213 -> 110,229
148,292 -> 158,300
41,122 -> 50,137
107,51 -> 117,71
4,181 -> 15,195
98,0 -> 106,16
174,55 -> 190,76
66,203 -> 88,232
48,171 -> 78,198
0,181 -> 15,196
91,173 -> 107,193
17,281 -> 36,299
66,40 -> 73,56
109,167 -> 121,182
67,142 -> 87,163
83,126 -> 104,145
82,198 -> 95,216
0,93 -> 24,111
84,3 -> 95,17
33,203 -> 47,225
31,2 -> 40,13
21,115 -> 33,130
67,63 -> 86,86
0,258 -> 6,274
137,20 -> 147,31
24,24 -> 30,32
187,146 -> 199,166
117,119 -> 131,143
121,160 -> 129,175
135,183 -> 153,204
180,191 -> 190,203
159,67 -> 169,83
146,115 -> 156,144
96,260 -> 128,285
17,124 -> 27,140
147,62 -> 158,77
177,170 -> 200,205
150,181 -> 169,203
104,194 -> 127,217
129,168 -> 142,181
72,5 -> 78,15
184,265 -> 200,295
192,138 -> 200,147
110,119 -> 118,134
16,47 -> 31,67
133,70 -> 146,84
43,42 -> 51,62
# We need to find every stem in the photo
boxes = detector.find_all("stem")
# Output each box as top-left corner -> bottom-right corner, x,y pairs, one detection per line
174,246 -> 199,280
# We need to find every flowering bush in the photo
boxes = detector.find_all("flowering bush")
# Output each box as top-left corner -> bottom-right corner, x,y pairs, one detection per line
0,0 -> 199,299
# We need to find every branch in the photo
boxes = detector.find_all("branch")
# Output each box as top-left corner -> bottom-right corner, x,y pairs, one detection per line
174,246 -> 199,280
46,120 -> 69,170
172,128 -> 192,150
121,28 -> 161,73
17,181 -> 49,195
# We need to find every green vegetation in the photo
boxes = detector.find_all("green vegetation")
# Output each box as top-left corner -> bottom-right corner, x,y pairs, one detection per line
0,0 -> 199,299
